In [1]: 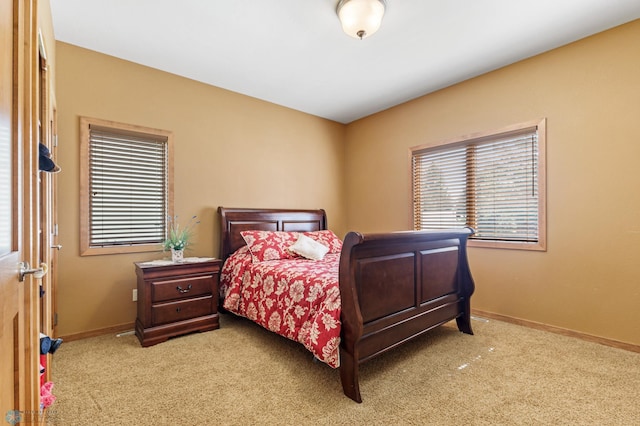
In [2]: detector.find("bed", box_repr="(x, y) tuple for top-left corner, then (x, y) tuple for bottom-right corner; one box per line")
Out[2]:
(218, 207), (476, 403)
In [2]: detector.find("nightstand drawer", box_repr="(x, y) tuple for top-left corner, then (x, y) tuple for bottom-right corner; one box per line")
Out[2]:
(151, 275), (214, 303)
(152, 295), (214, 326)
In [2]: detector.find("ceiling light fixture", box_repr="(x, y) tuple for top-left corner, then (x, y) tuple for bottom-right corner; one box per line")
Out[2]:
(336, 0), (386, 40)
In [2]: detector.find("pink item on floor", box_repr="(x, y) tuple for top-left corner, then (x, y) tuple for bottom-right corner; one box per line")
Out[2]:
(40, 381), (56, 409)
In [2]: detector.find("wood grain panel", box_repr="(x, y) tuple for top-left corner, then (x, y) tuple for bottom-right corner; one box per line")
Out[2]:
(357, 253), (415, 323)
(420, 247), (459, 303)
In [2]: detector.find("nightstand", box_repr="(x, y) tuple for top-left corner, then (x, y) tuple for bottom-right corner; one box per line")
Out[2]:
(134, 259), (221, 347)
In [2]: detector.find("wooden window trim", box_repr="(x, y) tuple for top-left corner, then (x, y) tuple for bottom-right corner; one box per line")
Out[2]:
(410, 118), (546, 251)
(79, 116), (174, 256)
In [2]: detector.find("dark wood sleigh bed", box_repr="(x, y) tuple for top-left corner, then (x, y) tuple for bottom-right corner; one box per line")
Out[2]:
(218, 207), (476, 403)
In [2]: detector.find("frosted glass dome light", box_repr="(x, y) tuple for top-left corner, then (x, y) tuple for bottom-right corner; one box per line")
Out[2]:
(337, 0), (386, 40)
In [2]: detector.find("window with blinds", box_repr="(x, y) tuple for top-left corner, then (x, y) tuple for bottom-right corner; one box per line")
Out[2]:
(80, 117), (173, 255)
(411, 119), (546, 251)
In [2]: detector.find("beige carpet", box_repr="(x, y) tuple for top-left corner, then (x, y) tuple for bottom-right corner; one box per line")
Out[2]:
(50, 314), (640, 425)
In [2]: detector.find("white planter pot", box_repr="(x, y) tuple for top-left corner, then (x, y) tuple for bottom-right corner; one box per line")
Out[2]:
(171, 248), (184, 263)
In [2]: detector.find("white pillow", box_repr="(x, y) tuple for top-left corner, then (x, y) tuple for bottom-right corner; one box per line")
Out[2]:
(289, 234), (330, 260)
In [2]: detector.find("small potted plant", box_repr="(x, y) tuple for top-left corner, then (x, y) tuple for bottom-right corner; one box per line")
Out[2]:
(163, 215), (199, 262)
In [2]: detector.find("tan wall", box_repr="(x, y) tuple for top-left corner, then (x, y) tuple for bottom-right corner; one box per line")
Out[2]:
(56, 19), (640, 346)
(55, 42), (346, 337)
(344, 20), (640, 346)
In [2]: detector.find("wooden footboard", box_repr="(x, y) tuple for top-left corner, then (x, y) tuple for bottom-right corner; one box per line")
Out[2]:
(218, 207), (475, 403)
(338, 228), (475, 403)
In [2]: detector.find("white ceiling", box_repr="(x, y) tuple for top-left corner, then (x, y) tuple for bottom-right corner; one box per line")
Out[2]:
(50, 0), (640, 124)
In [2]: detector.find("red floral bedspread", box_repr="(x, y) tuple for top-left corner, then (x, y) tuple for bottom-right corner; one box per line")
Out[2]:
(220, 246), (341, 368)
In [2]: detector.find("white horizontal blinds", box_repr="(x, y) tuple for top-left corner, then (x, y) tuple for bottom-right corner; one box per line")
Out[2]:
(88, 125), (168, 247)
(0, 128), (10, 254)
(413, 146), (468, 229)
(413, 127), (539, 243)
(472, 133), (538, 242)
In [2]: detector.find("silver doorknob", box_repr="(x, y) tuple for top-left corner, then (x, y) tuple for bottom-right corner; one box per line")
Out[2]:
(18, 261), (48, 282)
(51, 244), (62, 250)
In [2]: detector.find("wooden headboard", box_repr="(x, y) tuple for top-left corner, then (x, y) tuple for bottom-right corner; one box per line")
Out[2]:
(218, 207), (328, 261)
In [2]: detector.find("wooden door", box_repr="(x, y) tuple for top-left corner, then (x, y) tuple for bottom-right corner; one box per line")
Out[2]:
(0, 0), (24, 418)
(38, 32), (59, 377)
(1, 0), (40, 420)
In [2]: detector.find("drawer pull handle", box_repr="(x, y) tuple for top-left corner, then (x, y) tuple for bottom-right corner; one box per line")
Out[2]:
(177, 284), (192, 294)
(176, 307), (182, 313)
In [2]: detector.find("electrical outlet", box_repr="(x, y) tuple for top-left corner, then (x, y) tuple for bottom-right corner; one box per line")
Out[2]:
(132, 289), (137, 302)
